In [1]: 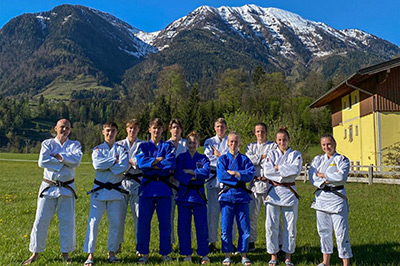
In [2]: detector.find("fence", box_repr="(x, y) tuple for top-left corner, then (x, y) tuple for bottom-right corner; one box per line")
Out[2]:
(297, 164), (400, 185)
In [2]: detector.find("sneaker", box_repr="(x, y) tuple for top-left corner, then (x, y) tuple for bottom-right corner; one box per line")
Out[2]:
(208, 243), (218, 253)
(248, 242), (256, 252)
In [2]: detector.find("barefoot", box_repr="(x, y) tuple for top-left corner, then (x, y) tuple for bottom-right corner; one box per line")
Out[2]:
(22, 253), (39, 265)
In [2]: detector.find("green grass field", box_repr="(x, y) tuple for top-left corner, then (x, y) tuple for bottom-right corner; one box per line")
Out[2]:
(0, 153), (399, 266)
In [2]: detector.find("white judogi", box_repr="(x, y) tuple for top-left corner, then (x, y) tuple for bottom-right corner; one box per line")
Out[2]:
(168, 138), (187, 244)
(309, 152), (353, 259)
(204, 135), (229, 243)
(116, 137), (143, 246)
(83, 142), (129, 253)
(29, 137), (82, 253)
(263, 148), (302, 254)
(246, 141), (277, 243)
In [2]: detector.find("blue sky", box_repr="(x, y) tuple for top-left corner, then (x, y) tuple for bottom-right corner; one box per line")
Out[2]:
(1, 0), (399, 46)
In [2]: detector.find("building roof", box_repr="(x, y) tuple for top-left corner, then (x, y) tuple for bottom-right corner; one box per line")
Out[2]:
(310, 57), (400, 108)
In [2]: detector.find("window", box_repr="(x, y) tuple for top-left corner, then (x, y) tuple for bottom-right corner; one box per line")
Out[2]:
(343, 99), (347, 109)
(355, 125), (359, 136)
(349, 125), (353, 142)
(354, 94), (358, 104)
(344, 128), (347, 139)
(348, 95), (352, 110)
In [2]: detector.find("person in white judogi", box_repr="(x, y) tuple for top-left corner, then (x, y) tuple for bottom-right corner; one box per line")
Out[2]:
(204, 117), (229, 252)
(116, 119), (143, 252)
(308, 134), (353, 266)
(83, 122), (129, 266)
(167, 118), (187, 246)
(263, 127), (302, 266)
(22, 119), (82, 265)
(245, 122), (277, 251)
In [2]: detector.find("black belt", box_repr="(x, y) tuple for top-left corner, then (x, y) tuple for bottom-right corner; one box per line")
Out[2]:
(87, 180), (129, 195)
(123, 168), (143, 184)
(266, 180), (300, 199)
(180, 182), (207, 203)
(316, 185), (347, 200)
(40, 179), (77, 199)
(218, 181), (252, 196)
(205, 167), (217, 183)
(142, 175), (179, 191)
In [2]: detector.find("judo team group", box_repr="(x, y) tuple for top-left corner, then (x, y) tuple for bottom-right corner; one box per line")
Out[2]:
(22, 117), (353, 266)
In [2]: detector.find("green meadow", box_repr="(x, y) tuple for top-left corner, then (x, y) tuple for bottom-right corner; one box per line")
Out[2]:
(0, 153), (399, 266)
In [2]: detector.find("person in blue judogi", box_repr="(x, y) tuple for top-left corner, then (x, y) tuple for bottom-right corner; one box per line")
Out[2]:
(217, 132), (255, 266)
(175, 131), (210, 264)
(135, 118), (176, 264)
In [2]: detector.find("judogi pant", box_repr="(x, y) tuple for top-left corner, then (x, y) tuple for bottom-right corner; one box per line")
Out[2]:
(207, 187), (220, 243)
(83, 197), (123, 253)
(220, 201), (250, 253)
(177, 203), (209, 256)
(136, 196), (172, 255)
(249, 192), (266, 243)
(266, 203), (298, 254)
(29, 195), (75, 253)
(316, 204), (352, 259)
(117, 193), (139, 246)
(170, 182), (178, 245)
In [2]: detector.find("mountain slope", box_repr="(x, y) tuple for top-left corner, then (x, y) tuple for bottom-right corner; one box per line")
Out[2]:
(0, 4), (154, 96)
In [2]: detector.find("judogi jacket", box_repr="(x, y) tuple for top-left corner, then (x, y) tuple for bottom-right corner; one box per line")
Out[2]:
(263, 148), (302, 207)
(168, 138), (188, 156)
(90, 142), (129, 201)
(204, 135), (229, 189)
(246, 141), (277, 194)
(168, 138), (188, 187)
(174, 151), (210, 205)
(217, 152), (255, 203)
(135, 139), (176, 198)
(309, 152), (350, 213)
(116, 137), (143, 194)
(38, 138), (82, 198)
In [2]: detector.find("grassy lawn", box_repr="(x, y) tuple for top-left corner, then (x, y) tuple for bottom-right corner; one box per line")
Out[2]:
(0, 153), (399, 266)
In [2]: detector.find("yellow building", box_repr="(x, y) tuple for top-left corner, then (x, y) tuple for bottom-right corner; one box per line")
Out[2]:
(311, 58), (400, 167)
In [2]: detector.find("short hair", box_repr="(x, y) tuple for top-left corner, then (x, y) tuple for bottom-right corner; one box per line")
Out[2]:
(149, 118), (163, 128)
(276, 126), (289, 139)
(214, 117), (227, 127)
(227, 131), (241, 142)
(254, 122), (267, 131)
(321, 134), (336, 145)
(126, 119), (140, 128)
(187, 131), (200, 143)
(103, 121), (118, 130)
(169, 118), (183, 131)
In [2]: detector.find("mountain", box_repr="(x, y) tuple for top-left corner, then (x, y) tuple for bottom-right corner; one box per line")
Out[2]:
(1, 4), (399, 97)
(0, 4), (154, 96)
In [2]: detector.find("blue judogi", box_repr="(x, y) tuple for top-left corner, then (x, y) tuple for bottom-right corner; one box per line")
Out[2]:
(175, 151), (210, 256)
(217, 152), (255, 253)
(135, 139), (175, 255)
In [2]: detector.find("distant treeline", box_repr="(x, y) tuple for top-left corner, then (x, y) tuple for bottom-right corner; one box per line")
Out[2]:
(0, 65), (332, 161)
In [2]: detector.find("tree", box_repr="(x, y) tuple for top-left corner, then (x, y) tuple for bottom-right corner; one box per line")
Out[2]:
(216, 68), (249, 113)
(156, 64), (188, 117)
